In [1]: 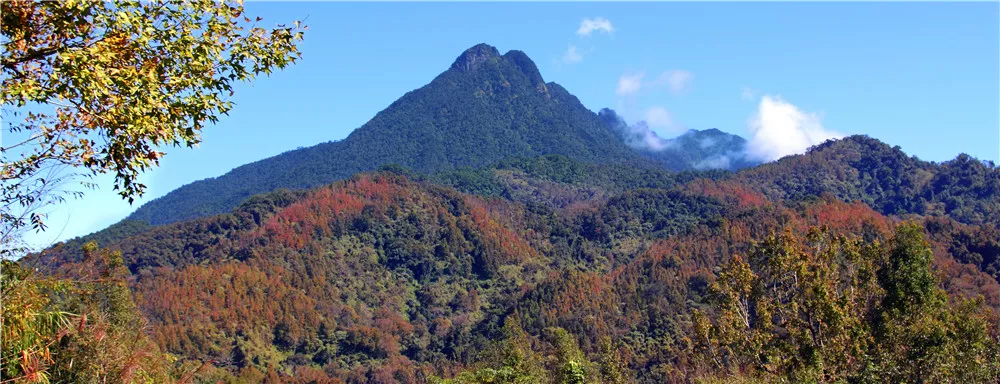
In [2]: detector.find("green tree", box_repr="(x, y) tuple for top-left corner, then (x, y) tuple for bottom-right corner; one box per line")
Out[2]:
(865, 222), (999, 383)
(545, 327), (594, 384)
(697, 223), (1000, 383)
(703, 254), (771, 374)
(878, 223), (942, 317)
(596, 337), (629, 384)
(1, 0), (304, 254)
(431, 317), (546, 384)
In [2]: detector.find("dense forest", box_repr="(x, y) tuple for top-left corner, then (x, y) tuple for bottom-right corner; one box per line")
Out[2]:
(6, 31), (1000, 383)
(19, 139), (1000, 383)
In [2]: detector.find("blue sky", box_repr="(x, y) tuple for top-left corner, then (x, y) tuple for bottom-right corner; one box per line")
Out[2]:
(20, 2), (1000, 250)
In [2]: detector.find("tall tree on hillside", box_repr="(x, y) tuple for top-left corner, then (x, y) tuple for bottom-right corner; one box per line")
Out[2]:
(695, 223), (999, 382)
(866, 222), (999, 383)
(0, 0), (305, 255)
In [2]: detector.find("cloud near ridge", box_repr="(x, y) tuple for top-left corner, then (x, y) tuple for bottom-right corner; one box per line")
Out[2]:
(577, 18), (614, 37)
(616, 70), (694, 97)
(616, 72), (645, 96)
(632, 121), (669, 151)
(644, 106), (678, 133)
(747, 95), (842, 161)
(562, 45), (583, 64)
(651, 70), (694, 95)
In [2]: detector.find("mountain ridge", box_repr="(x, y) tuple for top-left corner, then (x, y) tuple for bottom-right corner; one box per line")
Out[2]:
(123, 44), (759, 227)
(19, 38), (1000, 384)
(126, 43), (649, 225)
(29, 139), (1000, 382)
(598, 108), (759, 171)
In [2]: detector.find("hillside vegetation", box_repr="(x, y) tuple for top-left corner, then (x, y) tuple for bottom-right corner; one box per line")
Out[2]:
(27, 149), (1000, 382)
(16, 43), (1000, 383)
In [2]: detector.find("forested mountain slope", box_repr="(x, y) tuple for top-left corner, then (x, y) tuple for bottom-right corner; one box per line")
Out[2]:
(22, 41), (1000, 384)
(125, 44), (648, 226)
(736, 135), (1000, 226)
(31, 152), (1000, 382)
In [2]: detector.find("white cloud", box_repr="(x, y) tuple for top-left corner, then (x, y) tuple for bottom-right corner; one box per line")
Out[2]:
(747, 95), (842, 161)
(616, 72), (645, 96)
(577, 17), (614, 37)
(698, 136), (718, 149)
(644, 106), (675, 130)
(619, 70), (694, 96)
(562, 45), (583, 64)
(631, 121), (669, 151)
(694, 155), (732, 170)
(654, 70), (694, 95)
(741, 87), (757, 101)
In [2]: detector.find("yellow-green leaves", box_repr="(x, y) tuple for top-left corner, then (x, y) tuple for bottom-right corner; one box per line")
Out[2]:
(1, 0), (305, 254)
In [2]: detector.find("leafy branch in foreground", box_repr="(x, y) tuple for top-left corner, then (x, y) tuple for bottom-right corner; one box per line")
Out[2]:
(1, 0), (305, 255)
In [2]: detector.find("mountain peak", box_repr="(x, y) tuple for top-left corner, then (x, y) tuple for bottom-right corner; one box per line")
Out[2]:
(699, 128), (725, 136)
(125, 44), (639, 225)
(502, 50), (544, 84)
(451, 43), (501, 71)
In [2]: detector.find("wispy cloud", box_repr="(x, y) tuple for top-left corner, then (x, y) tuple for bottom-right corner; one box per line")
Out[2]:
(653, 70), (694, 95)
(562, 45), (583, 64)
(600, 109), (669, 151)
(634, 121), (669, 151)
(556, 18), (611, 66)
(613, 69), (692, 139)
(694, 155), (733, 170)
(616, 72), (645, 96)
(746, 95), (842, 161)
(617, 70), (695, 96)
(645, 106), (678, 132)
(741, 87), (757, 101)
(577, 17), (614, 37)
